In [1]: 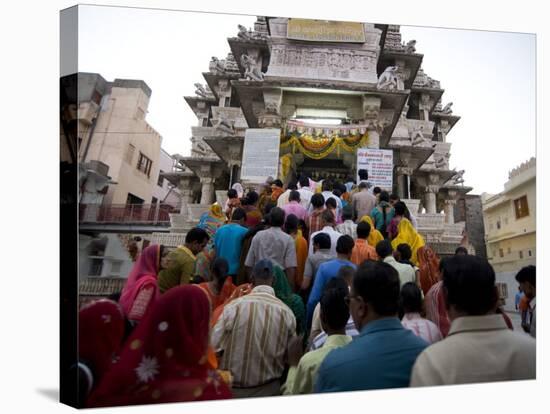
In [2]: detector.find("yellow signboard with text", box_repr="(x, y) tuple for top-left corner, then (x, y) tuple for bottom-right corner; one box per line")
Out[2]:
(287, 18), (366, 43)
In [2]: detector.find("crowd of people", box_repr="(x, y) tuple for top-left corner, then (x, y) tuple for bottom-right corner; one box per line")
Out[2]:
(75, 171), (537, 407)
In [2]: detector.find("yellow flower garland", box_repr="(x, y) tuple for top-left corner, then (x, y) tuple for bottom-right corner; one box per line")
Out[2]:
(280, 132), (369, 160)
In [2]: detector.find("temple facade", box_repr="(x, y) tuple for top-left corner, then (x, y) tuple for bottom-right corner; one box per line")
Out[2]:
(161, 18), (473, 255)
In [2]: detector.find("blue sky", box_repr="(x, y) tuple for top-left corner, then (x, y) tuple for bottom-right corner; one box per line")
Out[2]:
(79, 5), (535, 195)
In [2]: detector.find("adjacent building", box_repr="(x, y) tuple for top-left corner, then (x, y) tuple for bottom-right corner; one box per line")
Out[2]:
(77, 73), (164, 206)
(481, 157), (536, 311)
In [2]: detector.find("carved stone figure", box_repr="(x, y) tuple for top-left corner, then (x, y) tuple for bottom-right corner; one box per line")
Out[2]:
(411, 125), (428, 146)
(209, 56), (226, 74)
(376, 66), (399, 90)
(241, 54), (264, 81)
(442, 102), (453, 114)
(214, 118), (235, 134)
(237, 24), (253, 40)
(404, 39), (417, 53)
(193, 83), (212, 99)
(435, 153), (450, 169)
(450, 169), (465, 185)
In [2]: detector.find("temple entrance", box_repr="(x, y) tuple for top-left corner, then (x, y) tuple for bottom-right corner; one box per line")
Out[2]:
(294, 158), (353, 182)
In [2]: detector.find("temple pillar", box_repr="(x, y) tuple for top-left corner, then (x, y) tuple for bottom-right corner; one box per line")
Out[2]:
(444, 190), (458, 224)
(396, 166), (413, 199)
(366, 127), (380, 149)
(362, 96), (382, 149)
(424, 185), (439, 214)
(199, 177), (214, 205)
(444, 199), (456, 224)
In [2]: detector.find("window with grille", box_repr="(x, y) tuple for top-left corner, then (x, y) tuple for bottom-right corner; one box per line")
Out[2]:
(224, 96), (231, 107)
(514, 196), (529, 219)
(157, 170), (164, 187)
(125, 144), (135, 164)
(137, 152), (153, 177)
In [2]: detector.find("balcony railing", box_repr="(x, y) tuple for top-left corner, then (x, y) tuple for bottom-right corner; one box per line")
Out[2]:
(79, 203), (178, 225)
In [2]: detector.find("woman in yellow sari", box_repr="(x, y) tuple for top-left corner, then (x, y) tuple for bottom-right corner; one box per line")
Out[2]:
(390, 218), (425, 266)
(360, 215), (384, 248)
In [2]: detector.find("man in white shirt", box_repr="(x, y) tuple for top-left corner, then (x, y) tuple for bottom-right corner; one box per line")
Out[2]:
(320, 180), (342, 218)
(297, 176), (314, 210)
(308, 210), (343, 257)
(277, 181), (298, 208)
(375, 240), (416, 287)
(515, 265), (536, 338)
(336, 205), (357, 239)
(410, 255), (536, 386)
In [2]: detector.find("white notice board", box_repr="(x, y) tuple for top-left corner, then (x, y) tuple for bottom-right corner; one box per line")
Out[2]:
(356, 148), (394, 191)
(241, 128), (281, 183)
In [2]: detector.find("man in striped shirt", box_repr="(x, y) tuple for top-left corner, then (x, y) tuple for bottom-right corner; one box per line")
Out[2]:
(211, 259), (297, 398)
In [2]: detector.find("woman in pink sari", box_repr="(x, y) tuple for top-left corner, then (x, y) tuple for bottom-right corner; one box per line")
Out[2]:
(119, 244), (168, 324)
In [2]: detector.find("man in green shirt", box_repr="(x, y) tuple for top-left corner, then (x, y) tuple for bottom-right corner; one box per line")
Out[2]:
(282, 277), (352, 395)
(158, 227), (209, 293)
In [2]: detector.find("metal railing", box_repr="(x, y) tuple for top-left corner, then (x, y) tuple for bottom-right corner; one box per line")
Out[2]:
(79, 203), (178, 224)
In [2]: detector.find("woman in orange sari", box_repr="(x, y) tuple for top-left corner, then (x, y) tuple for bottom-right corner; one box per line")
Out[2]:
(270, 179), (285, 202)
(360, 215), (384, 248)
(417, 245), (441, 295)
(199, 258), (236, 310)
(284, 214), (308, 291)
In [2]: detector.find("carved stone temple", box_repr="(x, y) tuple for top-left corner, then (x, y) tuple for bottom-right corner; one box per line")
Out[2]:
(158, 18), (473, 256)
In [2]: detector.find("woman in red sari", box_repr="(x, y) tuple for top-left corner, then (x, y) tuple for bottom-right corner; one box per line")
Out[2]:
(77, 299), (125, 406)
(119, 244), (167, 324)
(199, 258), (236, 310)
(87, 285), (232, 407)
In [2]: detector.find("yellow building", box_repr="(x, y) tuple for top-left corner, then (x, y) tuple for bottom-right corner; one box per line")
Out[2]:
(481, 157), (536, 310)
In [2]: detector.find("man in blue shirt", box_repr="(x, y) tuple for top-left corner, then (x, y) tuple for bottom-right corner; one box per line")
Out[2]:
(315, 260), (428, 393)
(214, 207), (248, 277)
(307, 235), (356, 329)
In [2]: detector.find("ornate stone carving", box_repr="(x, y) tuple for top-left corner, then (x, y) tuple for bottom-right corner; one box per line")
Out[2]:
(411, 125), (430, 146)
(257, 112), (282, 128)
(449, 169), (465, 185)
(237, 24), (268, 41)
(362, 96), (381, 120)
(434, 153), (450, 169)
(376, 66), (399, 90)
(191, 137), (213, 158)
(397, 166), (414, 176)
(241, 54), (264, 81)
(441, 102), (453, 114)
(426, 184), (440, 194)
(193, 83), (213, 99)
(266, 44), (378, 83)
(403, 39), (416, 53)
(213, 118), (235, 134)
(413, 68), (441, 89)
(209, 56), (226, 74)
